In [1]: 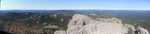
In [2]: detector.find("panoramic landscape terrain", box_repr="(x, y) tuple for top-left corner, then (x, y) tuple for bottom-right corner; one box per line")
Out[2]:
(0, 10), (149, 34)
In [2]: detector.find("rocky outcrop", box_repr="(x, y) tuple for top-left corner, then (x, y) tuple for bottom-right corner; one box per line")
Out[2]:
(55, 14), (149, 34)
(66, 14), (127, 34)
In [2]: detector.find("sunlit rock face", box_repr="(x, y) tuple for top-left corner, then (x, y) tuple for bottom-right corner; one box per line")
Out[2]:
(66, 14), (149, 34)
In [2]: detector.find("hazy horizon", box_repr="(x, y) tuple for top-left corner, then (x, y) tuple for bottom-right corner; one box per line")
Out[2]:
(0, 0), (150, 10)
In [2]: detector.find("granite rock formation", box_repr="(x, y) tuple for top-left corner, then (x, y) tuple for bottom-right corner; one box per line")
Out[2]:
(55, 14), (149, 34)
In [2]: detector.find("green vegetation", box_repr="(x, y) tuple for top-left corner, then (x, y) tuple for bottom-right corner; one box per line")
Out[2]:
(0, 12), (73, 34)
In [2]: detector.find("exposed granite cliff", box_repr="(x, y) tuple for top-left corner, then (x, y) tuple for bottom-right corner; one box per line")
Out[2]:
(55, 14), (149, 34)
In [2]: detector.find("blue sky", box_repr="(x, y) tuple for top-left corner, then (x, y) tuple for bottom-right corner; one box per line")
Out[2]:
(0, 0), (150, 10)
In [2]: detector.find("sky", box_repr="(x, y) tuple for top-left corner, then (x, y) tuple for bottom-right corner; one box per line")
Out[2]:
(0, 0), (150, 10)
